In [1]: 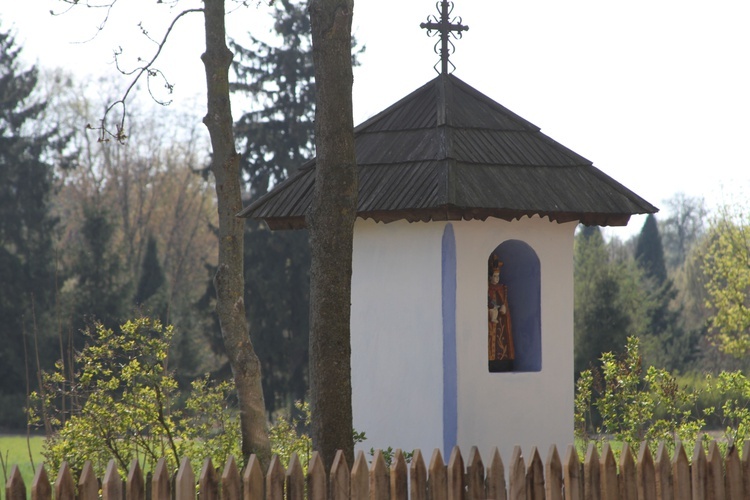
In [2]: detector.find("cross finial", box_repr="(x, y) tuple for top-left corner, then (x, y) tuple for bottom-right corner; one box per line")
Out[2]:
(420, 1), (469, 75)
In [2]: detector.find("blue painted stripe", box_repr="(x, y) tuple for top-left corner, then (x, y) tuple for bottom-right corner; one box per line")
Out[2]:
(442, 224), (457, 454)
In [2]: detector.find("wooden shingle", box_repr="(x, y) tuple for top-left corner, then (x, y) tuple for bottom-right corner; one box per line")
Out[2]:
(238, 74), (657, 229)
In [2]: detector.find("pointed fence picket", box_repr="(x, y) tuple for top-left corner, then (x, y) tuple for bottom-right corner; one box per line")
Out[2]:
(6, 443), (750, 500)
(487, 447), (507, 500)
(222, 455), (242, 500)
(582, 443), (599, 500)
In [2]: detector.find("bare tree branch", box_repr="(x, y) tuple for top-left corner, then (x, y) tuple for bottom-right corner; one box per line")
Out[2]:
(86, 7), (204, 143)
(51, 0), (118, 43)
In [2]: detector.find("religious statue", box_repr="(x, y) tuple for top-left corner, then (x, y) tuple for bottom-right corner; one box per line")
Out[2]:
(488, 254), (514, 372)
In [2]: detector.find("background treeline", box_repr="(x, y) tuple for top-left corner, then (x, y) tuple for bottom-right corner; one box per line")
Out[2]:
(1, 0), (748, 437)
(575, 193), (750, 437)
(574, 196), (748, 377)
(0, 0), (316, 430)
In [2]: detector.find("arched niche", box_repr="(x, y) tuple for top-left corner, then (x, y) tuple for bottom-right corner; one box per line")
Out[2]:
(487, 239), (541, 372)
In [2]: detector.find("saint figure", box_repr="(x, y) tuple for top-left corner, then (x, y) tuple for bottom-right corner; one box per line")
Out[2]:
(488, 254), (515, 372)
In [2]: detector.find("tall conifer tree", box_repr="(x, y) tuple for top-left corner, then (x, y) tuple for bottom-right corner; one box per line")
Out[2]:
(0, 27), (66, 426)
(635, 214), (697, 371)
(70, 205), (132, 337)
(635, 214), (667, 285)
(135, 234), (167, 321)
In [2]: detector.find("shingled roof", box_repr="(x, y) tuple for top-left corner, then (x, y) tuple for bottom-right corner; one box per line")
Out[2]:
(238, 73), (657, 229)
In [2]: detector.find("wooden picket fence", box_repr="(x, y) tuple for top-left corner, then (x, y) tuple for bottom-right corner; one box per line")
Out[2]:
(6, 441), (750, 500)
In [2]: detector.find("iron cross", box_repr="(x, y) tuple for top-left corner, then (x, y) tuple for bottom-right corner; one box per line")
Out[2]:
(420, 1), (469, 75)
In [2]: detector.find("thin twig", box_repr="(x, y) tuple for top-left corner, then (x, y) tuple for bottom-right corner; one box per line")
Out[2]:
(91, 7), (204, 143)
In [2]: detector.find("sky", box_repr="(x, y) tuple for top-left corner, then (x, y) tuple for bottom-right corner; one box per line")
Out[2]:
(5, 0), (750, 240)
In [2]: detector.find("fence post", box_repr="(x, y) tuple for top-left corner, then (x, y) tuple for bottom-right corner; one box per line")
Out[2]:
(466, 447), (484, 500)
(447, 447), (464, 500)
(706, 441), (725, 500)
(266, 455), (285, 500)
(526, 447), (544, 500)
(127, 459), (145, 500)
(151, 458), (171, 500)
(545, 445), (563, 500)
(175, 456), (196, 500)
(672, 442), (691, 500)
(222, 455), (242, 500)
(371, 450), (390, 500)
(391, 450), (408, 500)
(54, 462), (76, 500)
(351, 451), (370, 500)
(485, 448), (506, 500)
(725, 444), (744, 500)
(653, 442), (672, 500)
(329, 450), (349, 500)
(286, 453), (305, 500)
(692, 443), (707, 500)
(244, 455), (264, 500)
(742, 441), (750, 498)
(31, 463), (51, 500)
(636, 443), (656, 500)
(583, 444), (599, 500)
(618, 443), (636, 500)
(6, 464), (25, 500)
(102, 460), (123, 500)
(599, 443), (617, 500)
(428, 449), (448, 500)
(409, 450), (427, 500)
(562, 445), (581, 500)
(78, 461), (98, 500)
(200, 458), (220, 500)
(508, 446), (526, 500)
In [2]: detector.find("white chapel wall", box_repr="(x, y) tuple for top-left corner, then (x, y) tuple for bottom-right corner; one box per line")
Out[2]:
(351, 216), (577, 461)
(351, 218), (446, 454)
(452, 216), (576, 463)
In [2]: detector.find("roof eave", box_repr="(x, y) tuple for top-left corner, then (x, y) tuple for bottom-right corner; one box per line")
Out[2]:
(258, 206), (652, 230)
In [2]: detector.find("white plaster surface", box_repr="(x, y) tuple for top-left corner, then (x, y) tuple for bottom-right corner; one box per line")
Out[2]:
(351, 216), (576, 464)
(351, 219), (447, 455)
(453, 217), (576, 463)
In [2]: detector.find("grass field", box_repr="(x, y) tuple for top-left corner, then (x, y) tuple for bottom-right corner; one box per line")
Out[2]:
(0, 435), (45, 490)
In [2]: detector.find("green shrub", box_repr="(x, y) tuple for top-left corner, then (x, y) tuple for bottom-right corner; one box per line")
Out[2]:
(29, 317), (241, 476)
(269, 401), (312, 471)
(29, 316), (321, 478)
(705, 370), (750, 446)
(576, 336), (704, 456)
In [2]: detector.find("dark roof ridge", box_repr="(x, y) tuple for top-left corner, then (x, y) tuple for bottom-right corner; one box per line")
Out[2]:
(445, 74), (541, 132)
(355, 73), (544, 134)
(354, 78), (436, 133)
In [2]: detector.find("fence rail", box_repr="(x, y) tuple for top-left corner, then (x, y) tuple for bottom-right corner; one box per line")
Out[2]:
(6, 441), (750, 500)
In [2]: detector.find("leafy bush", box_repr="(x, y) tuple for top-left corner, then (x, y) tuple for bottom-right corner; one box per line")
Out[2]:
(29, 317), (241, 476)
(706, 370), (750, 446)
(576, 336), (704, 455)
(269, 401), (312, 471)
(576, 335), (750, 460)
(29, 315), (322, 478)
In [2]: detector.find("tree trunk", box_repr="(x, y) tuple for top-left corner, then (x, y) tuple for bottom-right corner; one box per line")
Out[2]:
(307, 0), (357, 470)
(201, 0), (271, 467)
